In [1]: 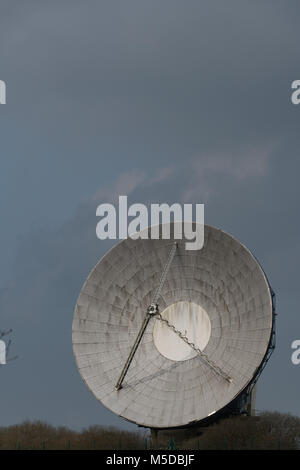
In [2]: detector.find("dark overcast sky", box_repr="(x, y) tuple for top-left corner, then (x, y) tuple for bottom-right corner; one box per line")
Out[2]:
(0, 1), (300, 430)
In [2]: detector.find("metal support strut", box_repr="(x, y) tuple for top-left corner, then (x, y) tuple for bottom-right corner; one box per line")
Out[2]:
(115, 242), (178, 390)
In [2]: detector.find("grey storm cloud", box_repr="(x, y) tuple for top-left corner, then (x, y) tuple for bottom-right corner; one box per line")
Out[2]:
(1, 2), (298, 150)
(0, 1), (300, 429)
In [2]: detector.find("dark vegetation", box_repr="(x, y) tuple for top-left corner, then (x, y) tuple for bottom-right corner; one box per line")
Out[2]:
(172, 412), (300, 450)
(0, 412), (299, 450)
(0, 422), (146, 450)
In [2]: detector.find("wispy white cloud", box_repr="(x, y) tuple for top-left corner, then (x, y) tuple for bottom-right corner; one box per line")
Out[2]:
(92, 169), (146, 203)
(194, 143), (274, 179)
(182, 142), (276, 202)
(145, 166), (175, 186)
(91, 144), (275, 207)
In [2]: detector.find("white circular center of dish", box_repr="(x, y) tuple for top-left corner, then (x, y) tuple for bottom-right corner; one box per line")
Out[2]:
(153, 301), (211, 361)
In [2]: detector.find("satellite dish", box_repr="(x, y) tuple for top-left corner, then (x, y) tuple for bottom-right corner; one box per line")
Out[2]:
(72, 223), (275, 429)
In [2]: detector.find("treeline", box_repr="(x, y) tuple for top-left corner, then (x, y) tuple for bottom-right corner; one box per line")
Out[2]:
(0, 411), (299, 450)
(174, 412), (300, 450)
(0, 422), (146, 450)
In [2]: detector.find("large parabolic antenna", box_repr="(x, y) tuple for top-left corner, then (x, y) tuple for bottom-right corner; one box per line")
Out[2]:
(72, 224), (275, 429)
